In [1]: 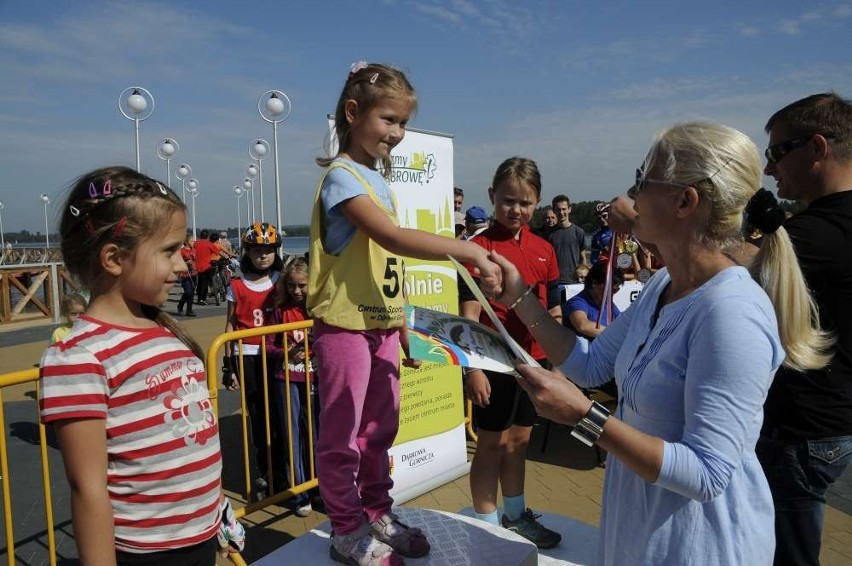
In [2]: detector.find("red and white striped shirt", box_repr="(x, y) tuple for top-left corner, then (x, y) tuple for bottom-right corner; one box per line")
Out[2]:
(39, 316), (222, 553)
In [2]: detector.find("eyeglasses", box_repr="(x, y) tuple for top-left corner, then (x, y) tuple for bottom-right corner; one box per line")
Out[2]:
(764, 137), (810, 165)
(634, 167), (692, 194)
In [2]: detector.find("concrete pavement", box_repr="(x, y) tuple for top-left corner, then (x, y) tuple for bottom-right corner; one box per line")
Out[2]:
(1, 301), (850, 565)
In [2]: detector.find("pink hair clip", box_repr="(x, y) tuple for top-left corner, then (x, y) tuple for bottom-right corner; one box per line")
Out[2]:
(87, 179), (113, 199)
(350, 60), (368, 75)
(114, 216), (128, 238)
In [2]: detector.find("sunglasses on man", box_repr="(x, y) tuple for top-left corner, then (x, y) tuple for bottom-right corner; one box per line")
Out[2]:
(765, 135), (835, 165)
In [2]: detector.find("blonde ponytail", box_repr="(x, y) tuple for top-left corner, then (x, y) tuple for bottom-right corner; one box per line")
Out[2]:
(749, 226), (834, 370)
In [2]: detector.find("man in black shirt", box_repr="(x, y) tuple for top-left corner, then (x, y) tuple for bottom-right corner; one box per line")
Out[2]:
(758, 93), (852, 566)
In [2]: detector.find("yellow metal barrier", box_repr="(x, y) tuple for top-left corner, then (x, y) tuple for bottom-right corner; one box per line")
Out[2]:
(1, 322), (477, 565)
(0, 367), (56, 566)
(206, 322), (320, 520)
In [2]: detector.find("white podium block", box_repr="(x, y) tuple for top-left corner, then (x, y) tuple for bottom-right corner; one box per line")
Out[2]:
(251, 507), (538, 565)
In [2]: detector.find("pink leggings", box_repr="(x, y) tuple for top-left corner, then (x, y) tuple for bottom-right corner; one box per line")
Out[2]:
(313, 320), (401, 535)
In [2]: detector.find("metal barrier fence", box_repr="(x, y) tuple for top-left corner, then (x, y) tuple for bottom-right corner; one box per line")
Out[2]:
(0, 321), (475, 564)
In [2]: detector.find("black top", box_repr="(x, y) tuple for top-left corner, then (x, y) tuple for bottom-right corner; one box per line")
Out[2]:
(762, 190), (852, 439)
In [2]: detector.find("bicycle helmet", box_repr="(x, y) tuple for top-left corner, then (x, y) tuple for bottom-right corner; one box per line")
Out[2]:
(242, 222), (281, 246)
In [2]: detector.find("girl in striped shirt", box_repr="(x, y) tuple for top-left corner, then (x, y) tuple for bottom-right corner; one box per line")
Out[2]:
(39, 166), (242, 565)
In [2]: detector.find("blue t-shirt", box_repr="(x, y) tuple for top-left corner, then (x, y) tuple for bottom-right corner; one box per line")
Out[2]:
(562, 288), (621, 337)
(320, 158), (396, 256)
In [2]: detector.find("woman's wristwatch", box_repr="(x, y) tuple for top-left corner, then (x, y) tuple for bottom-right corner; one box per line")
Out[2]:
(570, 401), (611, 447)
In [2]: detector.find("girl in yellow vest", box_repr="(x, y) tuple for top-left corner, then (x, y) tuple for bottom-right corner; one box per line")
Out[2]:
(308, 61), (501, 566)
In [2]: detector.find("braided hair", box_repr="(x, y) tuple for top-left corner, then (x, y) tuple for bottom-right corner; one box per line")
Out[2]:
(60, 166), (204, 359)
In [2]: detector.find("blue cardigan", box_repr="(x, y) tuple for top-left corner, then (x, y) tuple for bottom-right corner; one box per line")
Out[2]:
(562, 266), (783, 565)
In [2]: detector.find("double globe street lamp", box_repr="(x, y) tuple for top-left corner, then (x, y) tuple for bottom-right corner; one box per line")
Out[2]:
(175, 163), (192, 203)
(156, 138), (179, 186)
(245, 163), (259, 221)
(118, 86), (155, 172)
(258, 90), (292, 239)
(39, 194), (50, 256)
(233, 186), (245, 237)
(248, 140), (269, 220)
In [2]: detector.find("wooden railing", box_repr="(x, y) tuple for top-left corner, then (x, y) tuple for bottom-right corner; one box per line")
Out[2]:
(0, 260), (80, 325)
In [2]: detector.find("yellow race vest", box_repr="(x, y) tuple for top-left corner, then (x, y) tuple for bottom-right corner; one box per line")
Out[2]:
(307, 161), (405, 330)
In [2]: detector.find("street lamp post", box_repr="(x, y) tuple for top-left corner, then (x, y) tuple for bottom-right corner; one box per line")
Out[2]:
(156, 138), (179, 186)
(40, 194), (50, 255)
(187, 181), (199, 238)
(118, 86), (155, 172)
(258, 90), (292, 239)
(175, 163), (192, 203)
(233, 186), (243, 238)
(0, 201), (5, 252)
(248, 139), (270, 221)
(245, 163), (258, 221)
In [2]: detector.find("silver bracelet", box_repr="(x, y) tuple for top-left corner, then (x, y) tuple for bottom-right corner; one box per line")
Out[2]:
(508, 284), (535, 311)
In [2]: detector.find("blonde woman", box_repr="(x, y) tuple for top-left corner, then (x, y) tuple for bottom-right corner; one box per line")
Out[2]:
(491, 122), (831, 565)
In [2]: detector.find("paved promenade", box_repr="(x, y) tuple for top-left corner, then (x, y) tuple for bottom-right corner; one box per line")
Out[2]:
(1, 298), (850, 564)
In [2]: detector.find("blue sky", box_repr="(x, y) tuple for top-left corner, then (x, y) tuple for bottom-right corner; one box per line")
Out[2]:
(1, 0), (851, 235)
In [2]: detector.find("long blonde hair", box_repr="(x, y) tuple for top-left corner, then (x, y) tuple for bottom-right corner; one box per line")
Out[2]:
(648, 123), (833, 370)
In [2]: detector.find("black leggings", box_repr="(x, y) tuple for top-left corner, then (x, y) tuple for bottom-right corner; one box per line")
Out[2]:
(116, 536), (216, 566)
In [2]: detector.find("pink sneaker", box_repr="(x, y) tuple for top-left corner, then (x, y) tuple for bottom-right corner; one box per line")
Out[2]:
(330, 526), (404, 566)
(370, 512), (430, 558)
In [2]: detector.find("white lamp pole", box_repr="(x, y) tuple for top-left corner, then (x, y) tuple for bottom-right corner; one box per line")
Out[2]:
(245, 163), (258, 221)
(187, 181), (199, 238)
(258, 90), (292, 239)
(233, 186), (243, 238)
(175, 163), (192, 203)
(249, 139), (269, 221)
(0, 201), (5, 251)
(156, 138), (179, 186)
(40, 194), (50, 254)
(118, 86), (155, 172)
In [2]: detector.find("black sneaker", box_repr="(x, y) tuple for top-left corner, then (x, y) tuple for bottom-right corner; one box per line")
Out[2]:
(197, 300), (207, 306)
(255, 476), (268, 502)
(176, 309), (184, 316)
(186, 311), (197, 317)
(501, 508), (561, 549)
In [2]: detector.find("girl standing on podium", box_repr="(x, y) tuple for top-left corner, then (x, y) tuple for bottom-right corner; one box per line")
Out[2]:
(308, 61), (501, 565)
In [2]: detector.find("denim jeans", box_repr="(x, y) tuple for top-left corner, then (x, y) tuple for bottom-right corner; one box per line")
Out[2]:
(756, 434), (852, 566)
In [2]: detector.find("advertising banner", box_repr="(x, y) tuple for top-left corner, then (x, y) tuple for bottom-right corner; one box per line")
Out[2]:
(385, 127), (469, 503)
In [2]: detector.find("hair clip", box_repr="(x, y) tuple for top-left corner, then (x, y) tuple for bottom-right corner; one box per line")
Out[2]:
(69, 205), (80, 217)
(87, 179), (113, 199)
(113, 216), (128, 238)
(369, 73), (379, 85)
(156, 182), (167, 195)
(350, 60), (368, 75)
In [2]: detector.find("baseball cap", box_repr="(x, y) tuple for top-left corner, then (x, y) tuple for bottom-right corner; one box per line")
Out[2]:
(465, 206), (488, 225)
(219, 231), (228, 237)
